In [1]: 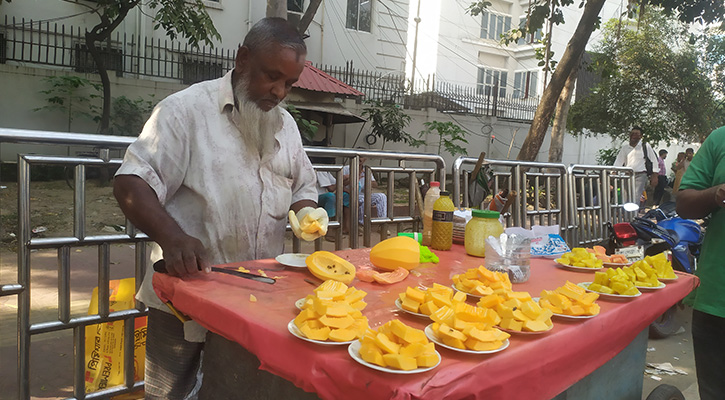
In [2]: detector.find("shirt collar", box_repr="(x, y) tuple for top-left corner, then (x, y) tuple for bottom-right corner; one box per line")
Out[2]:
(218, 69), (235, 113)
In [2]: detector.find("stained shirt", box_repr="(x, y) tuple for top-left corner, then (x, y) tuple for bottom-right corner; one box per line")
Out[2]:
(116, 69), (318, 314)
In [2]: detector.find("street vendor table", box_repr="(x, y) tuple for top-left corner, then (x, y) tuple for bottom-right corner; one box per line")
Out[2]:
(153, 245), (698, 400)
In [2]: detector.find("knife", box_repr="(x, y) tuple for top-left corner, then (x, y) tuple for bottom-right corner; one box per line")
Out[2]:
(153, 260), (276, 284)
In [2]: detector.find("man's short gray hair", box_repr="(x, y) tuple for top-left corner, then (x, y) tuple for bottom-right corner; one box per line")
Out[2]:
(243, 17), (307, 56)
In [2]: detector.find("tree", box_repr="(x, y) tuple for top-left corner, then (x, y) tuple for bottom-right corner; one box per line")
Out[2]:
(76, 0), (220, 134)
(361, 100), (414, 148)
(266, 0), (324, 34)
(568, 11), (716, 144)
(468, 0), (725, 161)
(34, 76), (102, 132)
(416, 121), (469, 158)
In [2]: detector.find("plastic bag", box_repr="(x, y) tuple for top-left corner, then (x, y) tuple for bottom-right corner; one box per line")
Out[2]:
(84, 278), (147, 393)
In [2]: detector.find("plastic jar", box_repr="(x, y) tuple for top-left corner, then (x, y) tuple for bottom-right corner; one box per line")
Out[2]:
(421, 181), (441, 246)
(464, 209), (504, 257)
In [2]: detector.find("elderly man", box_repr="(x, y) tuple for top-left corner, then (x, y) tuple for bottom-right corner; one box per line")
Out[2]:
(113, 18), (326, 399)
(613, 126), (659, 206)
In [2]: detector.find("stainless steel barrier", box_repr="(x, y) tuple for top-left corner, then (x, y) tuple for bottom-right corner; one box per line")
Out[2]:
(452, 157), (636, 247)
(567, 164), (636, 246)
(452, 156), (569, 232)
(0, 127), (446, 399)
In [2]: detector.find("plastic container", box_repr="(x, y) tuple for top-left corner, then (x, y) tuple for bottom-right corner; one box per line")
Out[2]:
(431, 191), (454, 251)
(484, 234), (531, 283)
(397, 232), (423, 243)
(421, 181), (441, 246)
(464, 209), (504, 257)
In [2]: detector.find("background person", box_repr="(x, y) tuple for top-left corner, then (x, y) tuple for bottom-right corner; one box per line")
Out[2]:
(672, 151), (687, 192)
(613, 126), (658, 206)
(676, 126), (725, 400)
(113, 18), (324, 399)
(342, 155), (387, 230)
(653, 149), (668, 204)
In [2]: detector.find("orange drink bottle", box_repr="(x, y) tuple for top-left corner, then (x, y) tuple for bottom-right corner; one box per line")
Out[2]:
(431, 191), (455, 250)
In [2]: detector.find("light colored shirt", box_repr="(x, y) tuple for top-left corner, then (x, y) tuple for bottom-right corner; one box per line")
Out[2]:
(342, 164), (375, 193)
(116, 70), (317, 315)
(613, 140), (658, 174)
(658, 157), (666, 176)
(316, 171), (336, 195)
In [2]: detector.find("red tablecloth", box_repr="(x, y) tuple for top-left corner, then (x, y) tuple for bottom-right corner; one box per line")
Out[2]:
(153, 245), (698, 400)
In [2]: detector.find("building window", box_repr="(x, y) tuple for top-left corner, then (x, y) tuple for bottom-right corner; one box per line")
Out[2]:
(480, 12), (511, 41)
(74, 43), (123, 76)
(517, 17), (543, 44)
(477, 68), (507, 97)
(513, 71), (538, 98)
(346, 0), (371, 32)
(181, 56), (223, 85)
(288, 0), (304, 13)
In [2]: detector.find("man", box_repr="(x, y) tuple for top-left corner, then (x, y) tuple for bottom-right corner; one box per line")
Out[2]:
(113, 18), (326, 399)
(676, 126), (725, 400)
(613, 126), (658, 206)
(653, 149), (668, 204)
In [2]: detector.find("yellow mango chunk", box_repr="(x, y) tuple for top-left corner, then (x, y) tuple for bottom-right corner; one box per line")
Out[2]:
(382, 354), (417, 371)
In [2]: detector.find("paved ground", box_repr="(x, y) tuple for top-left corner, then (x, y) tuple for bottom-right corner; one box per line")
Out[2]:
(1, 229), (701, 400)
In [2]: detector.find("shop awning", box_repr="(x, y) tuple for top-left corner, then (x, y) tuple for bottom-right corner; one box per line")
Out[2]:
(290, 102), (366, 124)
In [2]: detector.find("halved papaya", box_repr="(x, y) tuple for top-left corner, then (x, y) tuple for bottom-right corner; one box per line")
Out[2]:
(306, 251), (356, 284)
(369, 236), (420, 271)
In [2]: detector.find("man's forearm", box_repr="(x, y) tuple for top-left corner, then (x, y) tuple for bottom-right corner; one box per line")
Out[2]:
(677, 186), (725, 219)
(291, 199), (317, 213)
(113, 175), (187, 247)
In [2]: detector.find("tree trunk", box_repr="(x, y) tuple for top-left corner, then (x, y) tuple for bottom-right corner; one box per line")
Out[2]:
(547, 61), (579, 164)
(298, 0), (323, 33)
(516, 0), (607, 161)
(267, 0), (287, 18)
(85, 33), (112, 133)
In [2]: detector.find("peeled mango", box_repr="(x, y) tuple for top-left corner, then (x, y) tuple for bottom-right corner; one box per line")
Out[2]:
(369, 236), (420, 271)
(306, 251), (356, 284)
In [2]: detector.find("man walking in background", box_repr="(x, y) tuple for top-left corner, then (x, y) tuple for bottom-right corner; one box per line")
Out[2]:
(614, 126), (658, 206)
(653, 149), (668, 204)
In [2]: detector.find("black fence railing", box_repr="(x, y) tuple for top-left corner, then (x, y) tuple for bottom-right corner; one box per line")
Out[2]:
(1, 16), (539, 121)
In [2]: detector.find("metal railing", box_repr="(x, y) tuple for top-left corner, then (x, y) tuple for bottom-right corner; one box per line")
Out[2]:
(0, 127), (445, 399)
(452, 156), (637, 246)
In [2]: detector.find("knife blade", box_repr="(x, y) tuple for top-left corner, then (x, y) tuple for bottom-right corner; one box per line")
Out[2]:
(153, 260), (276, 284)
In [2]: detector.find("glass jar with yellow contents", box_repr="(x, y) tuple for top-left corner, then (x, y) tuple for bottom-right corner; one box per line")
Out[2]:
(465, 209), (503, 257)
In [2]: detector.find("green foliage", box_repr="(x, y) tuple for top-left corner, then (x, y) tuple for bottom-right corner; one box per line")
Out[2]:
(361, 100), (414, 145)
(596, 147), (619, 165)
(416, 121), (469, 158)
(34, 76), (102, 132)
(109, 95), (156, 136)
(286, 104), (320, 142)
(568, 10), (717, 143)
(148, 0), (221, 48)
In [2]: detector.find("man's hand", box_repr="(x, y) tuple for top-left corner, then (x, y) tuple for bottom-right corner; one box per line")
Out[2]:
(157, 232), (211, 277)
(649, 174), (658, 187)
(289, 207), (329, 241)
(716, 184), (725, 208)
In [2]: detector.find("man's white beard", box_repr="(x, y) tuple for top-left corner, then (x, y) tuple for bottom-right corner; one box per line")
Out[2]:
(233, 75), (283, 156)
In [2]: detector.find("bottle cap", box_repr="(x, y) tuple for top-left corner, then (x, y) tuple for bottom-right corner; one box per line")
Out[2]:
(472, 209), (500, 218)
(430, 181), (440, 187)
(440, 191), (450, 196)
(397, 232), (423, 243)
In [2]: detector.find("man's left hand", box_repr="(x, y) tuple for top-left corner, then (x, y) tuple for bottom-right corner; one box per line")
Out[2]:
(289, 207), (329, 241)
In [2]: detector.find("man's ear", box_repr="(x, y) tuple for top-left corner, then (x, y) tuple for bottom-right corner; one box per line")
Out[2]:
(235, 46), (250, 70)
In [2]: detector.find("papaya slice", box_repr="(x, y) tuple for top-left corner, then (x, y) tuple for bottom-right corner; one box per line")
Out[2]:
(306, 251), (356, 284)
(372, 267), (410, 285)
(592, 245), (607, 255)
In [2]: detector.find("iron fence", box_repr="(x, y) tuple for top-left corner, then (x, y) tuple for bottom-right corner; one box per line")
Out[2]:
(1, 17), (540, 121)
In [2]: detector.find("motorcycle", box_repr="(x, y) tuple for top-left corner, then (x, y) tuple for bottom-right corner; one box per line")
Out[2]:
(600, 201), (703, 338)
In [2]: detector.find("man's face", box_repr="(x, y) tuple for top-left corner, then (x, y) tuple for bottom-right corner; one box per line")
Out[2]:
(629, 129), (642, 146)
(686, 150), (694, 160)
(235, 44), (306, 112)
(660, 152), (667, 160)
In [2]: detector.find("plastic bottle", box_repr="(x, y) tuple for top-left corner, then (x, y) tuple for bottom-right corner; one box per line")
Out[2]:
(431, 191), (455, 251)
(421, 181), (441, 246)
(465, 209), (504, 257)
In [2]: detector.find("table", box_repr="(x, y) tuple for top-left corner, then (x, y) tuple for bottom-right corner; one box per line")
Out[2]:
(153, 245), (698, 400)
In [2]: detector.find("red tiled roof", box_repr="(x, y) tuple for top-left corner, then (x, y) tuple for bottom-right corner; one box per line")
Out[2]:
(293, 61), (364, 97)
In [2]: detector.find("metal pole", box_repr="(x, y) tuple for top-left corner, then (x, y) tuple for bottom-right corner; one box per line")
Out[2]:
(410, 0), (422, 95)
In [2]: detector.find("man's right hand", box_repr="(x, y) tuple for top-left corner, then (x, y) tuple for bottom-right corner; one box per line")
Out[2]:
(158, 232), (211, 277)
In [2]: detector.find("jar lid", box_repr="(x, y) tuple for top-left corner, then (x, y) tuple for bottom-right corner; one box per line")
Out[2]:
(430, 181), (440, 187)
(439, 190), (450, 196)
(472, 209), (500, 219)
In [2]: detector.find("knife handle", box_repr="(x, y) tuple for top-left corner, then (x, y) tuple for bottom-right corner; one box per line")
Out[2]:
(153, 259), (174, 273)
